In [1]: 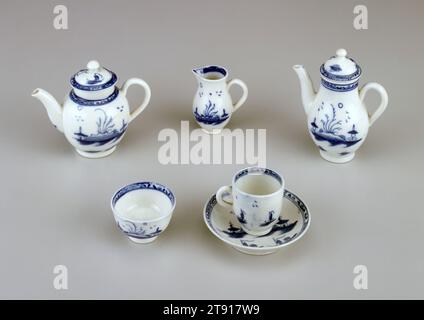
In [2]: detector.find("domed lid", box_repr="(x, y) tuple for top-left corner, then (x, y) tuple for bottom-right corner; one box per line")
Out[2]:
(320, 49), (361, 83)
(70, 60), (117, 91)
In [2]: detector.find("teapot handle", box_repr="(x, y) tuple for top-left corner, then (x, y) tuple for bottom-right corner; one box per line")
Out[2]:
(359, 82), (388, 127)
(227, 79), (248, 112)
(121, 78), (151, 123)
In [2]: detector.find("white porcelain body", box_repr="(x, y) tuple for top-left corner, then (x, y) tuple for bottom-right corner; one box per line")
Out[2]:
(293, 77), (388, 163)
(111, 182), (176, 244)
(216, 167), (284, 236)
(306, 82), (388, 163)
(62, 88), (130, 157)
(293, 50), (388, 163)
(32, 61), (151, 158)
(307, 85), (370, 162)
(192, 66), (248, 134)
(204, 189), (311, 255)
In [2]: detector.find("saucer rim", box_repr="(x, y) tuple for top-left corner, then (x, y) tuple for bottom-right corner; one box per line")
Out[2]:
(203, 189), (311, 252)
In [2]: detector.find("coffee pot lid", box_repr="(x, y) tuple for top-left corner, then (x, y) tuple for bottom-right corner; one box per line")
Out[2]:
(70, 60), (117, 91)
(320, 49), (361, 83)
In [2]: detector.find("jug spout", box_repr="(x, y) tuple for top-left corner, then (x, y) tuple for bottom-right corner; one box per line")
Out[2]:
(192, 67), (203, 82)
(293, 65), (316, 115)
(32, 88), (63, 132)
(192, 67), (202, 76)
(192, 65), (228, 82)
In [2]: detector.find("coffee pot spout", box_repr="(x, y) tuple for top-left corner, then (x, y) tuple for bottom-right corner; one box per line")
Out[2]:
(293, 65), (316, 115)
(32, 88), (64, 132)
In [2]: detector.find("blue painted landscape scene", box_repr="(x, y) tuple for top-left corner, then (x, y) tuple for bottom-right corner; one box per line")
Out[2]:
(310, 104), (361, 148)
(86, 72), (103, 85)
(118, 220), (162, 239)
(222, 217), (297, 239)
(74, 108), (127, 146)
(194, 100), (229, 125)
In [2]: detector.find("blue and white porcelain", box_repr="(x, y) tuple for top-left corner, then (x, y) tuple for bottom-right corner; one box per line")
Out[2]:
(204, 189), (310, 255)
(293, 49), (388, 163)
(216, 167), (285, 236)
(32, 60), (151, 158)
(192, 65), (248, 134)
(111, 182), (176, 244)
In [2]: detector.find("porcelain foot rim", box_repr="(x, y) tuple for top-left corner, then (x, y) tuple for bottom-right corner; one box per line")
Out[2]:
(242, 227), (273, 236)
(319, 150), (355, 163)
(129, 236), (157, 244)
(233, 247), (277, 255)
(76, 146), (117, 159)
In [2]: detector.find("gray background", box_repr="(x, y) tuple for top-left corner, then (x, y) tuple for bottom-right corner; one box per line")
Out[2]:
(0, 0), (423, 299)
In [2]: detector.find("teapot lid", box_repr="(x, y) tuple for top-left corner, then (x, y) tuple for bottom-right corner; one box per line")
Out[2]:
(70, 60), (117, 91)
(320, 49), (361, 83)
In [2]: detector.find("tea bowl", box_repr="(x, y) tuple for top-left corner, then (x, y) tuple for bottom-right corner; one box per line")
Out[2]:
(111, 181), (176, 243)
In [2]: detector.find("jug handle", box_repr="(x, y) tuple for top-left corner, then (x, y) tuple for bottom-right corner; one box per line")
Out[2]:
(121, 78), (152, 123)
(359, 82), (388, 127)
(227, 79), (248, 112)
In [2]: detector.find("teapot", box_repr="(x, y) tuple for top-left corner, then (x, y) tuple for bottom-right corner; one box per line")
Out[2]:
(32, 60), (151, 158)
(293, 49), (388, 163)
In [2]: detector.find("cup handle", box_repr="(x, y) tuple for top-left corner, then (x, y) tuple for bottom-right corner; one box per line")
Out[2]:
(227, 78), (248, 113)
(359, 82), (388, 127)
(121, 78), (152, 123)
(216, 185), (233, 209)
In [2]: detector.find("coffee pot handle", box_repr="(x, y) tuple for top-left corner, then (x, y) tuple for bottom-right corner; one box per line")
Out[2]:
(121, 78), (152, 123)
(216, 185), (233, 209)
(359, 82), (388, 127)
(227, 79), (248, 112)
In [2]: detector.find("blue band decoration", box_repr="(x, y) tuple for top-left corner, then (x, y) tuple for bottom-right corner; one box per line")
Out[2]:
(234, 167), (282, 185)
(70, 69), (117, 91)
(69, 88), (119, 106)
(112, 182), (176, 208)
(320, 62), (361, 82)
(321, 79), (358, 92)
(196, 65), (227, 78)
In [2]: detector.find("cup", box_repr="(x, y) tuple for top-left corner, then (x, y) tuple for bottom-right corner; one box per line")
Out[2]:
(216, 167), (285, 236)
(111, 181), (176, 243)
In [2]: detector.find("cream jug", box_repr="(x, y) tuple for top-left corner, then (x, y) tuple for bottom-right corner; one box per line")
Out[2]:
(192, 65), (248, 134)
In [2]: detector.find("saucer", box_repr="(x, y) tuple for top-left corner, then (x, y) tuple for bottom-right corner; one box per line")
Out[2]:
(203, 189), (310, 255)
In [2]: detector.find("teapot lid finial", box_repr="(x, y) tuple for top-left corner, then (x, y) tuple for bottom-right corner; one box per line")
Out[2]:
(70, 60), (117, 92)
(320, 48), (361, 84)
(87, 60), (100, 71)
(336, 48), (347, 57)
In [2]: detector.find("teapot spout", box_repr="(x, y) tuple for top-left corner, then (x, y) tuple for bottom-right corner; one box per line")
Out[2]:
(32, 88), (63, 132)
(293, 65), (316, 115)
